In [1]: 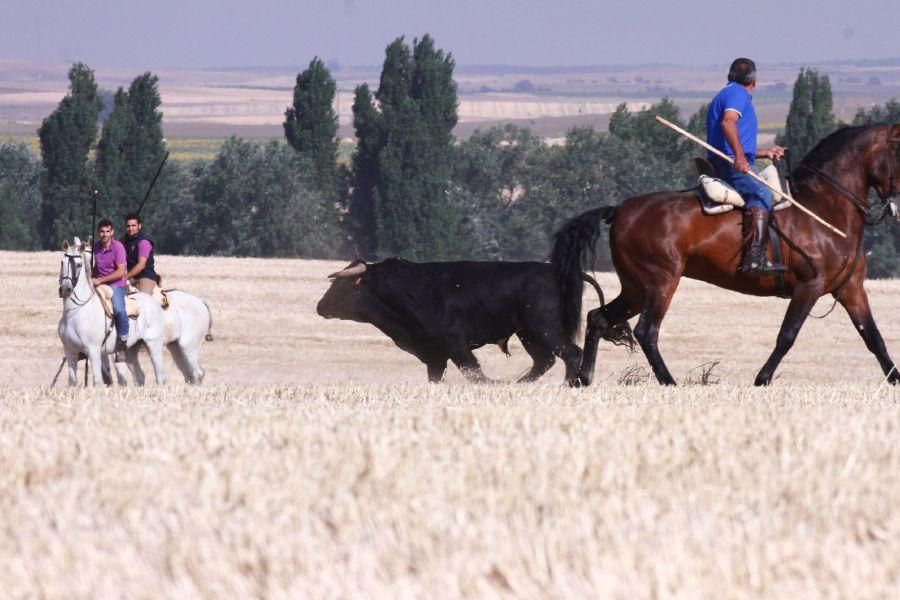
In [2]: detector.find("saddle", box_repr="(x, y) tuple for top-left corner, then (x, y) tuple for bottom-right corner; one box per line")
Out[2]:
(694, 158), (791, 297)
(694, 157), (792, 215)
(96, 285), (141, 319)
(140, 285), (170, 309)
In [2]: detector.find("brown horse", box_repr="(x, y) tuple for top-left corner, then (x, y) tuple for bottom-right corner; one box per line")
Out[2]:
(551, 123), (900, 386)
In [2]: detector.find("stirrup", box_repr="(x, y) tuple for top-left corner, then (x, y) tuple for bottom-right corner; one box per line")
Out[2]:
(742, 258), (787, 276)
(114, 339), (128, 363)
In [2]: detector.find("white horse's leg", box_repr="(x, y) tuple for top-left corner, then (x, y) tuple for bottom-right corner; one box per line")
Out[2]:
(65, 350), (79, 387)
(112, 351), (129, 386)
(167, 343), (193, 383)
(182, 346), (205, 384)
(100, 354), (115, 386)
(87, 347), (104, 386)
(147, 340), (167, 385)
(110, 355), (128, 386)
(127, 345), (146, 386)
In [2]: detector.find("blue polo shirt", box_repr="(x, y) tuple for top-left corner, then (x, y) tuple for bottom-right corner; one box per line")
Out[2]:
(706, 82), (758, 164)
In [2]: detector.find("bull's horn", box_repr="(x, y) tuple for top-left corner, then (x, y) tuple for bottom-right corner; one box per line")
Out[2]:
(328, 262), (367, 279)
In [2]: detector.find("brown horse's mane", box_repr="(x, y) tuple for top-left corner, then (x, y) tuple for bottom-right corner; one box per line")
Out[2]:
(794, 124), (879, 182)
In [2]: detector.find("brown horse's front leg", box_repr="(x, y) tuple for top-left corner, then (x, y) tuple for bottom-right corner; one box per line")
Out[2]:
(835, 282), (899, 384)
(755, 285), (822, 386)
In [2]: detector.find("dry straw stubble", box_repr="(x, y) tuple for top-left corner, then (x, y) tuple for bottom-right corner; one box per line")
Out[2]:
(2, 251), (900, 596)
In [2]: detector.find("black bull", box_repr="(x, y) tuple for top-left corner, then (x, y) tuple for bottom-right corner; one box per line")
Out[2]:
(316, 257), (632, 384)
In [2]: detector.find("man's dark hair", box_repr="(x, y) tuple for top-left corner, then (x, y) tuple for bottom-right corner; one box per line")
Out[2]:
(98, 218), (113, 230)
(728, 58), (757, 85)
(124, 212), (141, 224)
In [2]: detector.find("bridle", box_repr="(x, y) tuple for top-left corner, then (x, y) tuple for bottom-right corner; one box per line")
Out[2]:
(796, 125), (899, 319)
(59, 251), (95, 307)
(796, 124), (900, 223)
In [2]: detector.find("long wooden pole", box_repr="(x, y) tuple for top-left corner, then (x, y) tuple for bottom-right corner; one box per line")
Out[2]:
(655, 115), (847, 238)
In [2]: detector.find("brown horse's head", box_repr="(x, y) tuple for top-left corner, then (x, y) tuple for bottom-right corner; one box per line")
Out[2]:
(874, 123), (900, 202)
(795, 123), (900, 214)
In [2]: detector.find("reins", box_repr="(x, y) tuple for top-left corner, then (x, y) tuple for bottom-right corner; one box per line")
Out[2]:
(61, 254), (96, 308)
(810, 232), (865, 319)
(796, 162), (871, 215)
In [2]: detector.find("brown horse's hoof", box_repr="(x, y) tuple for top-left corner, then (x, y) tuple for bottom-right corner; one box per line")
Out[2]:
(888, 368), (900, 385)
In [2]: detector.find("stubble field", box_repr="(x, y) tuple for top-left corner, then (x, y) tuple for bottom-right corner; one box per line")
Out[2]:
(2, 250), (899, 596)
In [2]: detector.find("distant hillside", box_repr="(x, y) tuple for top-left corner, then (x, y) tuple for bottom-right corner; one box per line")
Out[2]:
(1, 59), (897, 140)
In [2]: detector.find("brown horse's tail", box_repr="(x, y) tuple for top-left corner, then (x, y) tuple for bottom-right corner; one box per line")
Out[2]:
(550, 206), (618, 342)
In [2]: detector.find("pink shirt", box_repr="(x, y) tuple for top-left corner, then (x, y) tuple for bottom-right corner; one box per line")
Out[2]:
(137, 239), (153, 258)
(93, 240), (127, 287)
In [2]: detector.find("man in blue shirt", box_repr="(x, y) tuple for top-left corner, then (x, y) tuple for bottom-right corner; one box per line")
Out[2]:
(707, 58), (787, 276)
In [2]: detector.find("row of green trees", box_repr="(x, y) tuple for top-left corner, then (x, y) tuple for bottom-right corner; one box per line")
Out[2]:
(1, 42), (898, 276)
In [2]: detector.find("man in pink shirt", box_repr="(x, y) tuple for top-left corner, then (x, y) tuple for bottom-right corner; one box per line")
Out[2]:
(92, 218), (129, 360)
(122, 212), (159, 294)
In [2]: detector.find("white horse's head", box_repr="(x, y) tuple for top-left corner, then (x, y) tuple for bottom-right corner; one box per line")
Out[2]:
(59, 237), (89, 299)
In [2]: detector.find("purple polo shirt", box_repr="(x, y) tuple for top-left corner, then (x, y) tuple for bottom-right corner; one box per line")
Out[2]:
(137, 239), (152, 258)
(93, 239), (127, 287)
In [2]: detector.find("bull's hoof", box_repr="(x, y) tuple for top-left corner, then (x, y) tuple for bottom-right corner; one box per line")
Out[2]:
(754, 374), (773, 387)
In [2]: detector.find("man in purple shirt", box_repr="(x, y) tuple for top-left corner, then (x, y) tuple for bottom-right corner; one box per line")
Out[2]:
(91, 218), (129, 360)
(122, 212), (159, 294)
(706, 58), (787, 276)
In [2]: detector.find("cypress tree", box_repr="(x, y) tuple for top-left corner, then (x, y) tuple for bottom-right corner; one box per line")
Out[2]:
(95, 88), (131, 218)
(95, 72), (165, 221)
(409, 34), (459, 258)
(348, 84), (380, 257)
(125, 72), (165, 211)
(373, 37), (422, 258)
(351, 35), (459, 260)
(776, 68), (836, 160)
(38, 63), (102, 247)
(284, 57), (339, 193)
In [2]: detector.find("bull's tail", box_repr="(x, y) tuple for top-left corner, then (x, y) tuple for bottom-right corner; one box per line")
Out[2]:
(581, 271), (636, 351)
(550, 206), (618, 342)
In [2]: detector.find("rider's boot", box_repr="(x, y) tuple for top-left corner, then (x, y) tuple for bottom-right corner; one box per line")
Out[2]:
(740, 206), (787, 276)
(115, 338), (128, 363)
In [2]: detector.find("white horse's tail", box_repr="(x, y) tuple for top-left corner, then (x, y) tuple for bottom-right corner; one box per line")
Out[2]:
(202, 300), (214, 342)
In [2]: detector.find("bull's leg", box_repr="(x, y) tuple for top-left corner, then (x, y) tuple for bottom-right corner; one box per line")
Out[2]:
(557, 343), (583, 387)
(754, 285), (821, 386)
(836, 281), (899, 384)
(516, 334), (556, 382)
(448, 344), (490, 383)
(426, 359), (448, 383)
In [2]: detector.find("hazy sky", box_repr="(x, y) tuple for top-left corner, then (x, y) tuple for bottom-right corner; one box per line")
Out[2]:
(3, 0), (898, 70)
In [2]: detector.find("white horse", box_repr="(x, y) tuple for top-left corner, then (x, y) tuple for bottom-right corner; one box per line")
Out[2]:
(147, 289), (213, 384)
(58, 237), (168, 386)
(57, 238), (215, 386)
